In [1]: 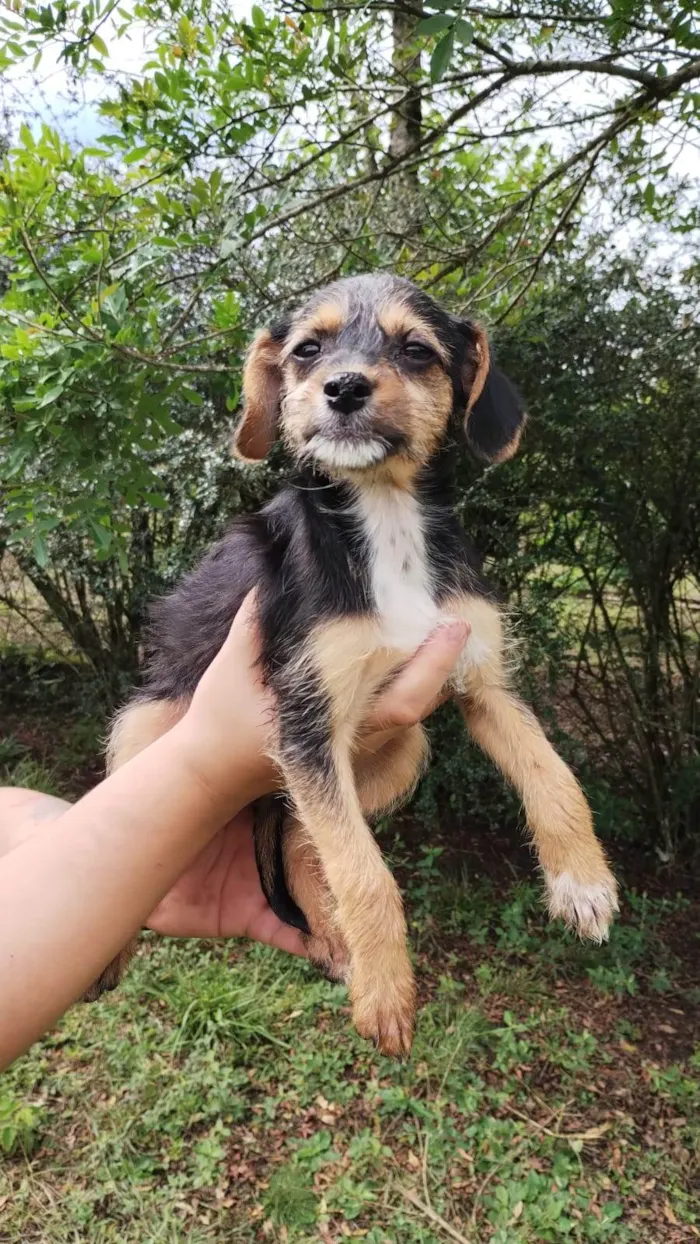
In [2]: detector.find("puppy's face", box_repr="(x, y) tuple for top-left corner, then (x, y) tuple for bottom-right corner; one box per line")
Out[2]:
(234, 274), (524, 479)
(278, 280), (473, 475)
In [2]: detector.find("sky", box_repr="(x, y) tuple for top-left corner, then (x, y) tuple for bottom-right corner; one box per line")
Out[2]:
(0, 4), (697, 273)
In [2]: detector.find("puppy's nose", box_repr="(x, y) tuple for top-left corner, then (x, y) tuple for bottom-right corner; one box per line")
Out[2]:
(324, 372), (373, 414)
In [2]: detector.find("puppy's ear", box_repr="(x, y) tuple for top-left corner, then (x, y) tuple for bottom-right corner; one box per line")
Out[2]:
(232, 320), (289, 461)
(460, 321), (527, 463)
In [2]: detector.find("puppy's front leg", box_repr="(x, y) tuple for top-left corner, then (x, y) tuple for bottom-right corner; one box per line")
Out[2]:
(457, 686), (618, 940)
(279, 733), (415, 1056)
(283, 724), (429, 987)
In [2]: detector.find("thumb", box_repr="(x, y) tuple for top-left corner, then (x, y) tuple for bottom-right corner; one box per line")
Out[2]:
(368, 619), (470, 731)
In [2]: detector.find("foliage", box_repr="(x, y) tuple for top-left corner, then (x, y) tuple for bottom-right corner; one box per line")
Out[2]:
(0, 1092), (44, 1156)
(496, 260), (699, 856)
(1, 0), (699, 557)
(401, 256), (700, 857)
(0, 5), (698, 832)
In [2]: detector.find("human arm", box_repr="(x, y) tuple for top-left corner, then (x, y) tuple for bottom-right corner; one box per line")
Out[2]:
(0, 603), (467, 1070)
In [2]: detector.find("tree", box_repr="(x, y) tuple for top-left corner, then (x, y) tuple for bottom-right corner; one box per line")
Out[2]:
(0, 0), (698, 769)
(462, 257), (699, 857)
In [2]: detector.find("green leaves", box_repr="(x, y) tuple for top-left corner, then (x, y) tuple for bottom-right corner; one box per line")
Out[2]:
(35, 383), (64, 408)
(420, 8), (474, 80)
(0, 1094), (44, 1156)
(431, 30), (454, 82)
(0, 0), (697, 578)
(19, 121), (35, 149)
(454, 17), (474, 44)
(416, 14), (453, 35)
(122, 145), (153, 165)
(91, 32), (108, 57)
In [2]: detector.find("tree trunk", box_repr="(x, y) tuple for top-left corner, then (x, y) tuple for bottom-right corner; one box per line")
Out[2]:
(388, 5), (422, 188)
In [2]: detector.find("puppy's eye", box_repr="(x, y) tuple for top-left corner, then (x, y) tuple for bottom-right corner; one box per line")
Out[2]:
(292, 339), (321, 360)
(403, 339), (435, 363)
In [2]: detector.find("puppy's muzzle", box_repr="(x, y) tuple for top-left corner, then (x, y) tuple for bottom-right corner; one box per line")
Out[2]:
(324, 372), (375, 416)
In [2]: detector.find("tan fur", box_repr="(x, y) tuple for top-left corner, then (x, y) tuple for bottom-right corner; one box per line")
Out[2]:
(232, 329), (284, 461)
(491, 415), (527, 463)
(233, 300), (499, 473)
(107, 698), (187, 771)
(464, 324), (526, 460)
(439, 590), (509, 697)
(376, 367), (452, 467)
(89, 580), (615, 1039)
(465, 323), (490, 412)
(376, 303), (448, 363)
(283, 820), (348, 980)
(273, 619), (426, 1053)
(355, 723), (430, 817)
(301, 594), (614, 971)
(439, 592), (615, 896)
(83, 698), (188, 1003)
(282, 753), (415, 1055)
(279, 362), (378, 457)
(284, 725), (429, 984)
(237, 292), (460, 482)
(284, 301), (346, 352)
(459, 689), (610, 883)
(254, 805), (279, 907)
(81, 945), (137, 1003)
(308, 616), (395, 716)
(276, 608), (498, 1052)
(280, 356), (453, 491)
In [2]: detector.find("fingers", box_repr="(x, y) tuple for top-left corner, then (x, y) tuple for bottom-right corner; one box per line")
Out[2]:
(219, 588), (262, 664)
(259, 919), (308, 958)
(367, 619), (470, 733)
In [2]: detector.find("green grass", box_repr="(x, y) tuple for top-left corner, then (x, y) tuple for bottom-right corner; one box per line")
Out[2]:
(1, 859), (698, 1243)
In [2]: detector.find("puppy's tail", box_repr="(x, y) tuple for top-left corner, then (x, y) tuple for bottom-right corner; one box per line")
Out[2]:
(253, 794), (310, 934)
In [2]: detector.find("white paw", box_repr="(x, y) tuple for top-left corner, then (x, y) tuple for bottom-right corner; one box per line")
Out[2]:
(544, 869), (619, 943)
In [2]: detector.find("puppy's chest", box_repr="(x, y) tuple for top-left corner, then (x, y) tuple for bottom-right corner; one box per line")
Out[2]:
(355, 489), (441, 651)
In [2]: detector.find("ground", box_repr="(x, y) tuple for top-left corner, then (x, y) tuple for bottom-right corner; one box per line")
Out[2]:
(0, 664), (699, 1242)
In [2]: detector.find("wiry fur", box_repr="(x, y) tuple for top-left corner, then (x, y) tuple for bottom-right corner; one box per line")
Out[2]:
(85, 273), (618, 1055)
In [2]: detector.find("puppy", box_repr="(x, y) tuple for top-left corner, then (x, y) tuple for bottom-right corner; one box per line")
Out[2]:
(85, 274), (618, 1054)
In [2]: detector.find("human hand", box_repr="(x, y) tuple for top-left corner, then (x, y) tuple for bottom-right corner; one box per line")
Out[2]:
(174, 590), (277, 805)
(150, 613), (469, 945)
(177, 594), (470, 803)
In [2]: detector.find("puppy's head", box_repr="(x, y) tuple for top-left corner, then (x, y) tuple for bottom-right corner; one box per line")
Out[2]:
(233, 274), (525, 479)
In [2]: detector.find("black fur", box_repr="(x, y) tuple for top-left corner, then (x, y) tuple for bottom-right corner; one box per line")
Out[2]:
(137, 461), (490, 924)
(466, 366), (525, 462)
(253, 794), (310, 933)
(133, 275), (523, 928)
(140, 460), (489, 704)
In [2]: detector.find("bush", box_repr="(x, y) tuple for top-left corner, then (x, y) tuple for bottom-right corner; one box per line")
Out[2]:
(472, 259), (699, 857)
(2, 257), (698, 857)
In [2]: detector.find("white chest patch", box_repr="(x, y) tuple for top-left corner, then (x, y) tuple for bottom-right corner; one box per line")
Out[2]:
(354, 487), (441, 651)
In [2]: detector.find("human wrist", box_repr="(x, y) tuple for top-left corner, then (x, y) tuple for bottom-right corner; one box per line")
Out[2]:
(167, 714), (273, 812)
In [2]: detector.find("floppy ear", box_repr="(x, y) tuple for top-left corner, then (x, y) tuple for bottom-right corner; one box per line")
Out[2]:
(232, 326), (286, 462)
(462, 322), (527, 464)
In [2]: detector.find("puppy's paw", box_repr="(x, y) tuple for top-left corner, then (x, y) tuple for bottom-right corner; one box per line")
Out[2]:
(545, 868), (619, 943)
(351, 957), (416, 1057)
(305, 929), (351, 985)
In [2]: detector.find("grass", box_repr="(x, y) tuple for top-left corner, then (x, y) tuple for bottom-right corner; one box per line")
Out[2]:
(1, 689), (699, 1242)
(1, 850), (698, 1243)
